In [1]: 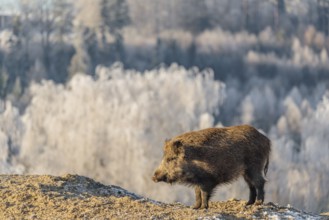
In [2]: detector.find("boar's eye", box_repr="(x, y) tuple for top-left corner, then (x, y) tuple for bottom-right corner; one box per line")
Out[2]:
(166, 157), (176, 162)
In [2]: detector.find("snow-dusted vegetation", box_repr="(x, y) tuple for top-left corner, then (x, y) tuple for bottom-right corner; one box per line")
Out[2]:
(0, 0), (329, 214)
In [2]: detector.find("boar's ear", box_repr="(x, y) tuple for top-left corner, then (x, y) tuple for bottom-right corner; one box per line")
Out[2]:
(172, 140), (183, 154)
(173, 140), (182, 147)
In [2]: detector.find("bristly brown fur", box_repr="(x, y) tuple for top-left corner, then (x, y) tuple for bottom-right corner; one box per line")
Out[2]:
(153, 124), (271, 209)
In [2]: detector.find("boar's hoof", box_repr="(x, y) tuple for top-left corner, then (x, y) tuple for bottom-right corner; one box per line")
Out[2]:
(254, 200), (263, 205)
(245, 199), (263, 207)
(192, 202), (208, 209)
(192, 203), (201, 209)
(245, 200), (255, 206)
(200, 204), (208, 209)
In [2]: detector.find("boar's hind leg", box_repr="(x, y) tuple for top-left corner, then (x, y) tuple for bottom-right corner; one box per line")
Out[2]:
(243, 174), (257, 205)
(245, 169), (266, 204)
(255, 176), (265, 203)
(192, 186), (202, 209)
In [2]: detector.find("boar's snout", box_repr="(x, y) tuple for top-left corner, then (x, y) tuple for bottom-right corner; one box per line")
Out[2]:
(152, 170), (168, 183)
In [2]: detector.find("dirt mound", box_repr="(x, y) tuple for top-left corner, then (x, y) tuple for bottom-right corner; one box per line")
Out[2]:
(0, 174), (326, 219)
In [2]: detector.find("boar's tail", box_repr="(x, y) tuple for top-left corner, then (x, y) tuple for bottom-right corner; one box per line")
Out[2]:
(264, 137), (271, 177)
(264, 155), (269, 176)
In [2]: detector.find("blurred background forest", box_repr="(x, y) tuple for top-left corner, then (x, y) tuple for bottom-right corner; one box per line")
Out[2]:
(1, 0), (329, 213)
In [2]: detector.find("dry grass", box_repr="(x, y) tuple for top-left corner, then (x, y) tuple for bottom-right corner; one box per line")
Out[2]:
(0, 174), (325, 220)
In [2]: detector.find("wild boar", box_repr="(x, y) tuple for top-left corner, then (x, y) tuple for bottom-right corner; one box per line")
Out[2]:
(152, 124), (271, 209)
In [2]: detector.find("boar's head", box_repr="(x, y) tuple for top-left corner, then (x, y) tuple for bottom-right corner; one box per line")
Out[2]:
(152, 139), (186, 184)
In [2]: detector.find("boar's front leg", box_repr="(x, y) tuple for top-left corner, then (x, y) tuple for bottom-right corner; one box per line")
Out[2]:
(192, 186), (202, 209)
(199, 185), (214, 209)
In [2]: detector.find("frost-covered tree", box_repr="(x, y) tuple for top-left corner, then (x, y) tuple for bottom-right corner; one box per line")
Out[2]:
(101, 0), (130, 61)
(52, 0), (74, 42)
(277, 0), (286, 14)
(0, 102), (24, 174)
(0, 69), (9, 101)
(101, 0), (130, 35)
(27, 59), (47, 83)
(269, 93), (329, 212)
(28, 0), (74, 73)
(317, 0), (329, 34)
(273, 0), (286, 29)
(68, 28), (92, 78)
(73, 0), (102, 29)
(1, 21), (30, 102)
(10, 0), (75, 83)
(177, 0), (211, 35)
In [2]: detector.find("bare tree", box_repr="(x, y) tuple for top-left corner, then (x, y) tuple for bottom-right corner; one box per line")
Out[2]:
(317, 0), (329, 35)
(68, 28), (91, 78)
(101, 0), (130, 61)
(177, 0), (211, 35)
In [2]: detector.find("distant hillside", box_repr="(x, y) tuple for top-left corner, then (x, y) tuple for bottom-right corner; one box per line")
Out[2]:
(0, 174), (326, 219)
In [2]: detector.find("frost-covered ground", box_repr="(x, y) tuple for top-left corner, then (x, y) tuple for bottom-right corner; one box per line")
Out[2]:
(0, 64), (329, 214)
(0, 174), (326, 220)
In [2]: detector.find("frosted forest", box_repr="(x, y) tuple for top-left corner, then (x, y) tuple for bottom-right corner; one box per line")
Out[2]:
(0, 0), (329, 213)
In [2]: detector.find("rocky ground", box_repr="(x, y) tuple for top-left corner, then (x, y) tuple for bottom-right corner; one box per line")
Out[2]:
(0, 174), (327, 219)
